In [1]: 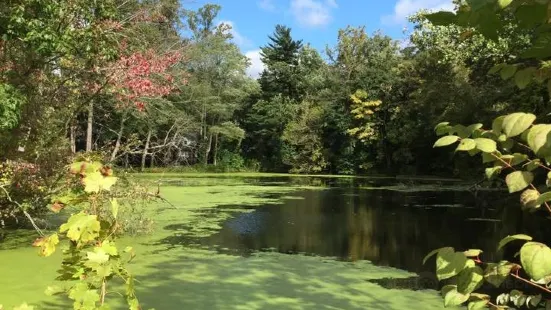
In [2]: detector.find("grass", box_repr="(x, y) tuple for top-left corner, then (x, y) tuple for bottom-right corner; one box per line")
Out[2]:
(0, 176), (449, 309)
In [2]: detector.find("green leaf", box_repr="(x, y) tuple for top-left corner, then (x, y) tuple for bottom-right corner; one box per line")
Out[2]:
(474, 138), (497, 153)
(497, 0), (512, 9)
(87, 250), (109, 265)
(498, 234), (533, 251)
(527, 124), (551, 157)
(482, 152), (495, 164)
(68, 283), (100, 309)
(434, 135), (459, 147)
(425, 11), (457, 26)
(456, 138), (477, 152)
(500, 64), (518, 80)
(484, 261), (514, 287)
(514, 67), (536, 89)
(521, 242), (551, 281)
(537, 192), (551, 205)
(98, 240), (118, 256)
(457, 266), (484, 294)
(464, 249), (483, 257)
(521, 189), (541, 211)
(548, 171), (551, 187)
(468, 300), (488, 310)
(502, 113), (536, 138)
(69, 162), (86, 174)
(436, 247), (468, 280)
(454, 124), (473, 138)
(32, 233), (59, 257)
(492, 116), (505, 135)
(59, 212), (100, 246)
(485, 166), (502, 180)
(83, 172), (118, 193)
(111, 199), (119, 220)
(423, 247), (450, 265)
(526, 159), (541, 171)
(435, 122), (452, 136)
(444, 286), (470, 307)
(505, 171), (534, 193)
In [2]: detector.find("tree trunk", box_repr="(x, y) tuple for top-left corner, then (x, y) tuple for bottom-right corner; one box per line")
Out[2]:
(70, 120), (76, 154)
(141, 129), (152, 171)
(86, 101), (94, 152)
(204, 133), (212, 165)
(110, 114), (126, 162)
(213, 134), (218, 166)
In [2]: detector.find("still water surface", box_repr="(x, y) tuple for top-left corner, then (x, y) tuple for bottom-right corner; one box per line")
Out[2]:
(164, 177), (551, 288)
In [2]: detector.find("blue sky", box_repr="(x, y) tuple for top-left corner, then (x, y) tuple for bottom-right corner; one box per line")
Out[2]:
(184, 0), (454, 77)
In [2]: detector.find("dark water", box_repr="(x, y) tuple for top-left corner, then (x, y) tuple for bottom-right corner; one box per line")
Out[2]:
(162, 178), (551, 289)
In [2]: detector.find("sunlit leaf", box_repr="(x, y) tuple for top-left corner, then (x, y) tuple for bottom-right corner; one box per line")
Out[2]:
(68, 283), (100, 309)
(520, 242), (551, 281)
(485, 166), (502, 180)
(521, 189), (541, 211)
(474, 138), (497, 153)
(457, 266), (484, 294)
(444, 285), (470, 307)
(484, 261), (515, 287)
(498, 234), (532, 251)
(456, 138), (477, 152)
(527, 124), (551, 157)
(464, 249), (483, 257)
(32, 233), (59, 257)
(502, 113), (536, 138)
(434, 135), (459, 147)
(505, 171), (534, 193)
(497, 0), (512, 9)
(536, 191), (551, 206)
(436, 247), (468, 280)
(59, 212), (100, 246)
(423, 247), (451, 265)
(467, 300), (488, 310)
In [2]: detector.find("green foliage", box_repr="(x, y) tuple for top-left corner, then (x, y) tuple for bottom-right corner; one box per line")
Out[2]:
(0, 84), (24, 130)
(29, 161), (142, 309)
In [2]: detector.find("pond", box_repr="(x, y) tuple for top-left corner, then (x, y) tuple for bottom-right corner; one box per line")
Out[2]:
(0, 174), (545, 309)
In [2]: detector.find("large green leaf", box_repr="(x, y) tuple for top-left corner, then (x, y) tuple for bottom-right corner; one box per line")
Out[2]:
(443, 285), (470, 307)
(502, 113), (536, 138)
(83, 171), (118, 193)
(423, 247), (452, 265)
(537, 191), (551, 205)
(527, 124), (551, 157)
(456, 138), (477, 152)
(436, 247), (468, 280)
(492, 116), (505, 135)
(457, 266), (484, 294)
(520, 242), (551, 281)
(505, 171), (533, 193)
(59, 212), (100, 246)
(435, 122), (452, 136)
(484, 261), (514, 287)
(474, 138), (497, 153)
(485, 166), (502, 180)
(498, 234), (532, 251)
(434, 135), (459, 147)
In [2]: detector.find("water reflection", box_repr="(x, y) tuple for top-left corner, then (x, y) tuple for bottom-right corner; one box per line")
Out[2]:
(161, 181), (551, 289)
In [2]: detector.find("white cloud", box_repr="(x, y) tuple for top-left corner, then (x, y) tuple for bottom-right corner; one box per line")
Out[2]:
(290, 0), (338, 28)
(382, 0), (454, 25)
(258, 0), (276, 12)
(217, 20), (253, 48)
(245, 50), (265, 79)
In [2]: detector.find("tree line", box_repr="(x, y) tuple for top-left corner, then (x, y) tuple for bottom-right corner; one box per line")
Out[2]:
(0, 0), (549, 178)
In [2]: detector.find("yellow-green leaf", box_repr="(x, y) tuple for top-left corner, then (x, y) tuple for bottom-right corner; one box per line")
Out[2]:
(498, 0), (513, 8)
(505, 171), (534, 193)
(484, 261), (514, 287)
(468, 300), (488, 310)
(434, 135), (459, 147)
(520, 242), (551, 281)
(456, 138), (477, 152)
(527, 124), (551, 157)
(32, 233), (59, 257)
(502, 113), (536, 138)
(457, 266), (484, 294)
(521, 189), (541, 211)
(464, 249), (483, 257)
(59, 212), (100, 246)
(498, 234), (532, 251)
(444, 286), (470, 307)
(111, 199), (119, 220)
(474, 138), (497, 153)
(436, 247), (468, 280)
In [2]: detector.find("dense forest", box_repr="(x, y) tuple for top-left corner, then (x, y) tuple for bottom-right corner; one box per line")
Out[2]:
(2, 0), (548, 180)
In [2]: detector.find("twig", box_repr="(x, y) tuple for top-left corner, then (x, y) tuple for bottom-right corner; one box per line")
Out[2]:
(0, 185), (44, 236)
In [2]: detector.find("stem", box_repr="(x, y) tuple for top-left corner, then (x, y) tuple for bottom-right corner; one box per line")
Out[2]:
(510, 273), (551, 295)
(101, 279), (106, 305)
(0, 185), (44, 236)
